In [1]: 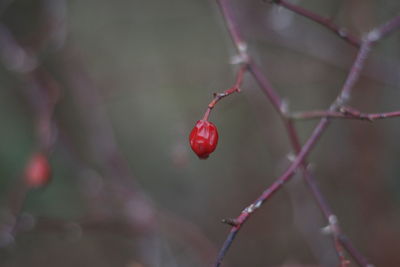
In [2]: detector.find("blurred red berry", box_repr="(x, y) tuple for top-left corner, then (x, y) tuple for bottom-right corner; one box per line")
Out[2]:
(25, 153), (51, 187)
(189, 120), (219, 159)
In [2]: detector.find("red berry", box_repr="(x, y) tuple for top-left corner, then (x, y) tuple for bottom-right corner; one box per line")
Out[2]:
(25, 153), (51, 187)
(189, 120), (219, 159)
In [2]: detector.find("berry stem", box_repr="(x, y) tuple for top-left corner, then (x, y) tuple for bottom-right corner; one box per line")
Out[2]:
(202, 64), (247, 121)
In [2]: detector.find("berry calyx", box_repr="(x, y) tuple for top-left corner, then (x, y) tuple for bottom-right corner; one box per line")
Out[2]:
(25, 153), (51, 188)
(189, 120), (219, 159)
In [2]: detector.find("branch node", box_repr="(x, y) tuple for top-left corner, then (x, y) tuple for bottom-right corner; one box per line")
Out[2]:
(336, 93), (350, 108)
(286, 152), (296, 162)
(365, 29), (381, 43)
(230, 42), (249, 65)
(329, 214), (338, 225)
(321, 215), (339, 235)
(254, 200), (263, 209)
(230, 53), (248, 65)
(237, 42), (247, 54)
(221, 218), (239, 227)
(243, 202), (259, 214)
(338, 28), (348, 38)
(280, 99), (289, 116)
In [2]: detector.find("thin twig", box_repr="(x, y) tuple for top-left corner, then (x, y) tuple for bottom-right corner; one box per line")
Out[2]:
(215, 0), (349, 263)
(215, 118), (329, 267)
(292, 108), (400, 121)
(373, 14), (400, 41)
(247, 55), (357, 266)
(271, 0), (361, 47)
(333, 41), (372, 109)
(216, 0), (283, 113)
(203, 64), (247, 121)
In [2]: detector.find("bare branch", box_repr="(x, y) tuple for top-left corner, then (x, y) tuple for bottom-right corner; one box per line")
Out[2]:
(211, 1), (400, 266)
(271, 0), (361, 47)
(203, 64), (247, 121)
(292, 107), (400, 121)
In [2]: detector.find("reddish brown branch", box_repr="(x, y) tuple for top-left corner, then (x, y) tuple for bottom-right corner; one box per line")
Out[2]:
(271, 0), (361, 47)
(333, 41), (372, 108)
(292, 107), (400, 121)
(203, 64), (247, 121)
(214, 118), (330, 267)
(211, 0), (400, 266)
(374, 14), (400, 41)
(247, 56), (357, 266)
(216, 0), (283, 113)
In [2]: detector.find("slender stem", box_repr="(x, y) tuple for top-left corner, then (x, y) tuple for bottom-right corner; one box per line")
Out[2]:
(373, 14), (400, 41)
(214, 231), (238, 266)
(339, 235), (371, 267)
(333, 41), (372, 109)
(202, 64), (247, 121)
(292, 108), (400, 121)
(272, 0), (361, 47)
(247, 61), (283, 112)
(214, 118), (330, 267)
(216, 0), (283, 112)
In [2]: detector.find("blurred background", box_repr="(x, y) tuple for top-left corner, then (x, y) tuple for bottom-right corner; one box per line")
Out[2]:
(1, 0), (400, 266)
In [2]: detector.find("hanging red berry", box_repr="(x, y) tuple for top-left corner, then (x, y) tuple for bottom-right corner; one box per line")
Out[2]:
(25, 153), (52, 187)
(189, 120), (219, 159)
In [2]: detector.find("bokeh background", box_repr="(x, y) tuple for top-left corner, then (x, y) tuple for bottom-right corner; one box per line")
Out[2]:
(1, 0), (400, 266)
